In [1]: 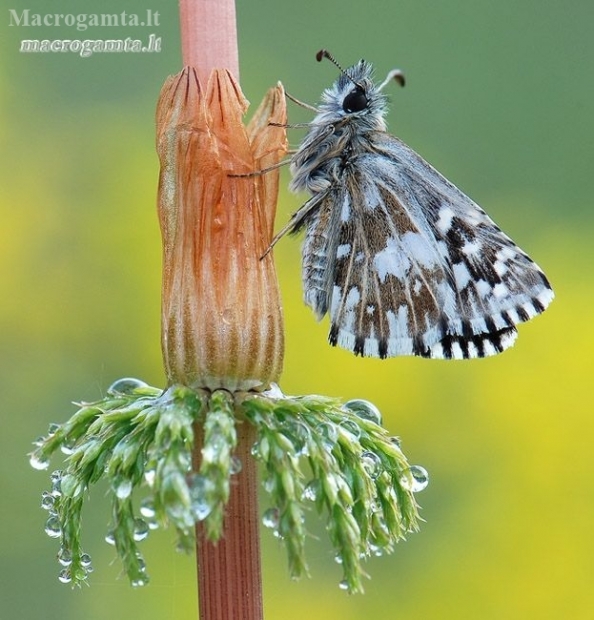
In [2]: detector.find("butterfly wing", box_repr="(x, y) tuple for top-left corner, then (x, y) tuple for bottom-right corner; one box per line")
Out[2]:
(302, 133), (554, 359)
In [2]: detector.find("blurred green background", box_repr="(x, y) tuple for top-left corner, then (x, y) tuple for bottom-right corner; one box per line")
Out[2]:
(2, 0), (593, 618)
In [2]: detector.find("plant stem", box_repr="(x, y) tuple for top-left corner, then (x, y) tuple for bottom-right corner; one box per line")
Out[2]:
(177, 2), (263, 617)
(179, 0), (240, 84)
(194, 421), (263, 620)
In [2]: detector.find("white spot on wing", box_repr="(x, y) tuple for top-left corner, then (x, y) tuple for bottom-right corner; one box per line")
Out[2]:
(336, 244), (351, 259)
(453, 262), (471, 289)
(401, 232), (437, 268)
(340, 195), (350, 222)
(436, 206), (454, 233)
(373, 238), (410, 281)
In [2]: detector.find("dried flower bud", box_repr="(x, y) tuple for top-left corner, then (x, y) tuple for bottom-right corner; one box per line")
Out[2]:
(156, 67), (287, 391)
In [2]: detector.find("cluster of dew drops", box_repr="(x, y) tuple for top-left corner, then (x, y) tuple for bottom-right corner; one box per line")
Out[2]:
(259, 398), (429, 557)
(31, 423), (95, 585)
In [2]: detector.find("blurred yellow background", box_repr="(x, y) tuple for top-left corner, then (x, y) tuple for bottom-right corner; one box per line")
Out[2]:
(2, 0), (593, 618)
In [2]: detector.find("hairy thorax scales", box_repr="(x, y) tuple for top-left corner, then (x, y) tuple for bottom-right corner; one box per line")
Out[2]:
(290, 117), (383, 195)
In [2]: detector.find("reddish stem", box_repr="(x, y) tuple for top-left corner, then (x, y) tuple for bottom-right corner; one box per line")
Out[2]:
(194, 422), (263, 620)
(179, 0), (240, 84)
(177, 2), (262, 618)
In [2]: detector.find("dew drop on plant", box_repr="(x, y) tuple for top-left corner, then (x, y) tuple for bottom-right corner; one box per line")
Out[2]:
(29, 452), (49, 471)
(334, 554), (343, 564)
(57, 547), (72, 567)
(135, 553), (146, 572)
(319, 423), (338, 448)
(251, 437), (269, 461)
(230, 456), (242, 475)
(389, 436), (402, 449)
(41, 491), (55, 511)
(301, 480), (318, 502)
(105, 531), (116, 546)
(131, 576), (149, 588)
(32, 436), (46, 448)
(133, 518), (149, 542)
(189, 474), (214, 521)
(361, 451), (382, 479)
(338, 579), (349, 591)
(262, 507), (279, 529)
(339, 419), (361, 439)
(44, 515), (62, 539)
(343, 399), (383, 426)
(400, 465), (429, 492)
(107, 377), (148, 395)
(50, 470), (63, 482)
(47, 423), (61, 436)
(144, 468), (156, 487)
(60, 442), (75, 456)
(114, 479), (133, 500)
(80, 553), (92, 569)
(140, 497), (156, 519)
(51, 479), (62, 497)
(58, 568), (72, 584)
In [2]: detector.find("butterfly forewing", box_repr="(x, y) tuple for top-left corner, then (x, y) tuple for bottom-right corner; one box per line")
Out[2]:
(288, 58), (553, 359)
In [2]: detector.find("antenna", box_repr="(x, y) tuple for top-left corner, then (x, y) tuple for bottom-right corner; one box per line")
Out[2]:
(316, 49), (363, 89)
(379, 68), (406, 90)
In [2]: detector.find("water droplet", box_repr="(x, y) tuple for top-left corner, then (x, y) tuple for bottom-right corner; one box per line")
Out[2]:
(105, 531), (116, 546)
(144, 468), (156, 487)
(80, 553), (92, 569)
(361, 451), (382, 479)
(262, 476), (275, 493)
(319, 423), (338, 448)
(189, 474), (214, 521)
(133, 518), (149, 542)
(58, 568), (72, 584)
(107, 377), (148, 395)
(230, 456), (242, 475)
(51, 479), (62, 497)
(50, 470), (63, 482)
(114, 479), (133, 500)
(41, 491), (55, 511)
(262, 507), (279, 529)
(368, 543), (383, 557)
(301, 480), (319, 501)
(131, 576), (149, 588)
(291, 422), (311, 456)
(135, 553), (147, 572)
(251, 437), (269, 461)
(343, 399), (383, 426)
(334, 554), (343, 564)
(60, 442), (75, 455)
(47, 423), (61, 436)
(339, 419), (361, 439)
(44, 515), (62, 538)
(29, 452), (50, 471)
(400, 465), (429, 492)
(140, 497), (156, 519)
(32, 436), (46, 447)
(57, 548), (72, 566)
(389, 436), (402, 449)
(338, 579), (349, 591)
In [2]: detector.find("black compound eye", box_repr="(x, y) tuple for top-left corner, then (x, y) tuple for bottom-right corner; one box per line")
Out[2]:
(342, 87), (368, 113)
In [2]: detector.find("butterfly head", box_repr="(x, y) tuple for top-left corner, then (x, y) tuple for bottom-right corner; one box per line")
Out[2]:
(315, 51), (405, 130)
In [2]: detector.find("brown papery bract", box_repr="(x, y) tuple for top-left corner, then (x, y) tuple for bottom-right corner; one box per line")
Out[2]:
(156, 67), (287, 391)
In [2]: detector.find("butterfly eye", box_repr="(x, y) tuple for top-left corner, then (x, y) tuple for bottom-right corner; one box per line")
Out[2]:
(342, 87), (368, 113)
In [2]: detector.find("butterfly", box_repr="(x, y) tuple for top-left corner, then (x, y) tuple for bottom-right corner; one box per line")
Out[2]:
(270, 50), (554, 359)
